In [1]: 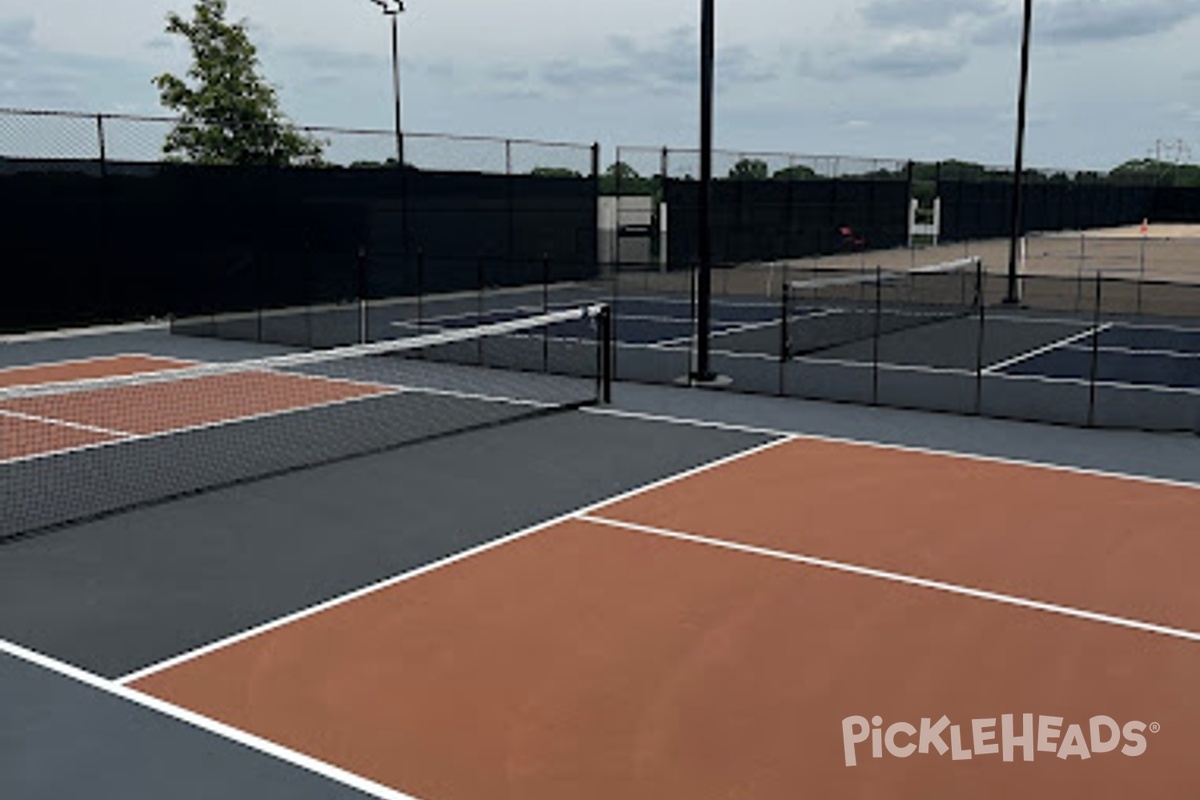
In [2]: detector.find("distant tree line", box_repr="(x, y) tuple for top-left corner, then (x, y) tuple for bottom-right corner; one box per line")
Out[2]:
(597, 156), (1200, 201)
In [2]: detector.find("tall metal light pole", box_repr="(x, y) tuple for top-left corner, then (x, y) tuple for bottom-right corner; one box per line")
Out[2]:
(368, 0), (405, 167)
(1006, 0), (1033, 304)
(694, 0), (715, 382)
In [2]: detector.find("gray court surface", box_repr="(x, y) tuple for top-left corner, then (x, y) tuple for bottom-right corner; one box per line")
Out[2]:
(0, 410), (767, 678)
(0, 651), (376, 800)
(2, 323), (1198, 799)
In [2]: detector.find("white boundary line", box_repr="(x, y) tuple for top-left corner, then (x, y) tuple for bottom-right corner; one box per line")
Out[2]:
(0, 388), (405, 468)
(982, 324), (1114, 374)
(0, 408), (134, 438)
(578, 515), (1200, 644)
(0, 352), (587, 468)
(654, 317), (779, 348)
(1063, 344), (1200, 360)
(115, 436), (795, 685)
(581, 406), (1200, 490)
(620, 339), (1200, 394)
(0, 638), (422, 800)
(0, 320), (168, 345)
(0, 352), (196, 378)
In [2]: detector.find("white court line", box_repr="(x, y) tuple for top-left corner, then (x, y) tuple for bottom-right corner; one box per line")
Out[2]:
(115, 436), (795, 685)
(581, 406), (1200, 490)
(0, 352), (194, 377)
(653, 317), (781, 348)
(0, 341), (594, 467)
(579, 514), (1200, 644)
(0, 387), (407, 469)
(0, 321), (168, 345)
(0, 639), (422, 800)
(0, 408), (133, 439)
(1063, 344), (1200, 360)
(0, 364), (584, 470)
(388, 304), (545, 328)
(616, 339), (1200, 394)
(982, 324), (1114, 374)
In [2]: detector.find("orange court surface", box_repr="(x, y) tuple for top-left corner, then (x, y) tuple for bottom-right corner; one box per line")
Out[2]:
(124, 435), (1200, 799)
(0, 353), (393, 462)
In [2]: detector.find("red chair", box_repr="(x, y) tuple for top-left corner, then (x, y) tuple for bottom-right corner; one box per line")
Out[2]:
(839, 226), (866, 251)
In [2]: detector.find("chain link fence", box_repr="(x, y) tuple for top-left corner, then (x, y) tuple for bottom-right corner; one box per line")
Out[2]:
(0, 107), (597, 176)
(0, 107), (600, 335)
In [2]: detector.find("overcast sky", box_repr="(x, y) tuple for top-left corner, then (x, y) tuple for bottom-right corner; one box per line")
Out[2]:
(2, 0), (1198, 170)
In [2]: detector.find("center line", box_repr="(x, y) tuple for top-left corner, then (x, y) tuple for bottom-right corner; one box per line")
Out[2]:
(0, 408), (132, 438)
(579, 514), (1200, 644)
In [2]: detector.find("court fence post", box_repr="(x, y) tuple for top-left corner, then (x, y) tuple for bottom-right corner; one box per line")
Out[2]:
(416, 247), (425, 333)
(1087, 272), (1102, 427)
(871, 264), (882, 405)
(476, 254), (486, 364)
(598, 304), (613, 404)
(542, 253), (551, 371)
(777, 273), (789, 396)
(974, 257), (986, 415)
(357, 245), (368, 345)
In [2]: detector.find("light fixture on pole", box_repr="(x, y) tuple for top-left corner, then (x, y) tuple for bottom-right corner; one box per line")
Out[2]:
(367, 0), (405, 167)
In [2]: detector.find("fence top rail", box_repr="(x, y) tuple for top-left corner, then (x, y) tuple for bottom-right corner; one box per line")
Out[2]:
(621, 143), (911, 164)
(0, 107), (595, 153)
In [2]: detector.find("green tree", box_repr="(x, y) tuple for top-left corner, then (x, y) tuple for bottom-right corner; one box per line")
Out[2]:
(600, 162), (656, 195)
(154, 0), (323, 166)
(727, 158), (768, 181)
(772, 164), (819, 182)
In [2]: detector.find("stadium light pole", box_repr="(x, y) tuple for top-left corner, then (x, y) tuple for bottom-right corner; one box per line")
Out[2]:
(367, 0), (405, 167)
(1005, 0), (1033, 305)
(693, 0), (716, 382)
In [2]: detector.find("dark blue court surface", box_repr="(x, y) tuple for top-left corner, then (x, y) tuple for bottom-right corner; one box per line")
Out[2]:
(392, 293), (1198, 395)
(989, 321), (1200, 389)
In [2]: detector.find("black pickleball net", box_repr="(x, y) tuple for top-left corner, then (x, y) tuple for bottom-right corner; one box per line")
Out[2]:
(782, 258), (982, 357)
(0, 305), (612, 542)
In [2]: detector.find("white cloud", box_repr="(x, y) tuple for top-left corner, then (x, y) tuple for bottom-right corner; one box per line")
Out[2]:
(0, 1), (1197, 169)
(801, 31), (970, 80)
